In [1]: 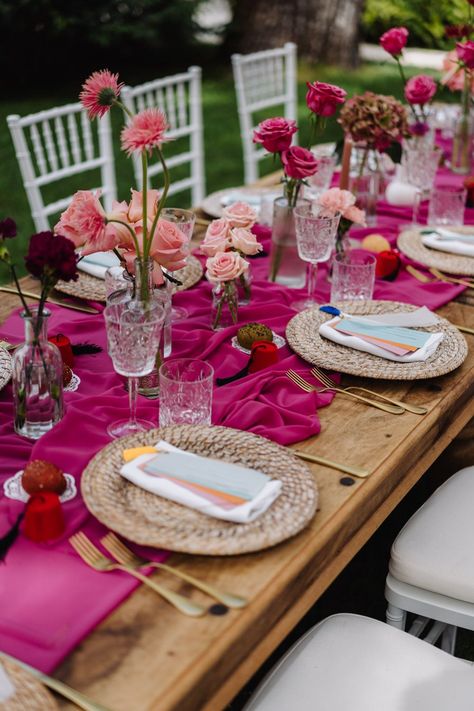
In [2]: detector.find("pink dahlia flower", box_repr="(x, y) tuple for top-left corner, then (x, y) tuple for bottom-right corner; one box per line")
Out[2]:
(80, 70), (123, 119)
(121, 108), (170, 155)
(55, 191), (118, 255)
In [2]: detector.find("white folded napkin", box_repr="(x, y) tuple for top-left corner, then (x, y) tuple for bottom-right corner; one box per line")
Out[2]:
(77, 251), (120, 279)
(422, 229), (474, 257)
(220, 191), (262, 207)
(0, 662), (15, 702)
(120, 440), (282, 523)
(319, 308), (444, 362)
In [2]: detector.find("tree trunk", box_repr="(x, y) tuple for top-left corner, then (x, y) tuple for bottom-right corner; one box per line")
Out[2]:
(227, 0), (364, 67)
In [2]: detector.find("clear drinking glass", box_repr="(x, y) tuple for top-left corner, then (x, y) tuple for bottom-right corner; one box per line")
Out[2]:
(330, 250), (376, 302)
(159, 358), (214, 427)
(161, 208), (196, 322)
(104, 300), (165, 438)
(292, 205), (341, 311)
(306, 155), (337, 200)
(105, 265), (133, 304)
(428, 185), (467, 226)
(403, 144), (441, 225)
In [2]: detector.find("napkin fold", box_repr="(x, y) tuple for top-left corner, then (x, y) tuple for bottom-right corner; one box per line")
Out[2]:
(120, 440), (282, 523)
(220, 191), (262, 207)
(422, 229), (474, 257)
(0, 662), (15, 702)
(77, 251), (120, 279)
(319, 310), (444, 362)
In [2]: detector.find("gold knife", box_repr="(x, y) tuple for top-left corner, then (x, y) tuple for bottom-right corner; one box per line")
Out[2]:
(294, 450), (370, 479)
(0, 286), (100, 314)
(454, 323), (474, 335)
(0, 652), (112, 711)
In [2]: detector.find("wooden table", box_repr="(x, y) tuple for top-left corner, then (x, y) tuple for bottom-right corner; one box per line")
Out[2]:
(2, 284), (474, 710)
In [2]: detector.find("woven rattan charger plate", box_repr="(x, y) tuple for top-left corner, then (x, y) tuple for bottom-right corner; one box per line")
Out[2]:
(286, 300), (467, 380)
(0, 348), (12, 391)
(55, 255), (203, 303)
(0, 658), (57, 710)
(81, 425), (318, 555)
(398, 226), (474, 276)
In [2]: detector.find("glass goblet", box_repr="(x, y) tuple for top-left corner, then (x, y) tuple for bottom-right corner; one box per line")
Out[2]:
(161, 208), (196, 321)
(403, 144), (441, 226)
(104, 299), (165, 438)
(292, 205), (341, 312)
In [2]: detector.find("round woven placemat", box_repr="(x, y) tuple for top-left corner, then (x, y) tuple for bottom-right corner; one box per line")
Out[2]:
(398, 227), (474, 276)
(0, 348), (12, 391)
(0, 658), (58, 710)
(55, 255), (203, 302)
(286, 300), (467, 380)
(81, 425), (318, 555)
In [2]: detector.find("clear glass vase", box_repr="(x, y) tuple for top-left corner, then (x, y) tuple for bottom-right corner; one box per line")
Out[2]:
(451, 113), (473, 175)
(12, 307), (64, 439)
(212, 281), (239, 330)
(236, 265), (252, 306)
(269, 197), (308, 288)
(349, 145), (384, 226)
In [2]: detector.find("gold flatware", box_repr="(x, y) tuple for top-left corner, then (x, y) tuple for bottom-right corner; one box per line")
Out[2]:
(406, 264), (433, 284)
(0, 286), (100, 314)
(0, 652), (111, 711)
(429, 268), (474, 289)
(69, 532), (206, 617)
(101, 532), (248, 609)
(453, 323), (474, 335)
(311, 367), (427, 415)
(286, 369), (404, 415)
(294, 450), (370, 479)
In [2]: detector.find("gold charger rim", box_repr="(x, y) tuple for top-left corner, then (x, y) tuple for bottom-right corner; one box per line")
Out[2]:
(55, 255), (203, 302)
(285, 299), (468, 381)
(81, 424), (318, 556)
(398, 226), (474, 277)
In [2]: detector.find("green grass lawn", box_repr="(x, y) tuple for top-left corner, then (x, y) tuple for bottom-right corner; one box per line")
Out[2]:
(0, 60), (453, 284)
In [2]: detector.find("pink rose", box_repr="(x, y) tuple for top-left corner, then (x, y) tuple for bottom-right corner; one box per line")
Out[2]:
(128, 189), (160, 223)
(107, 200), (134, 246)
(404, 75), (437, 105)
(229, 227), (262, 256)
(456, 40), (474, 69)
(147, 219), (188, 285)
(206, 251), (249, 284)
(55, 190), (118, 255)
(380, 27), (409, 56)
(222, 201), (257, 229)
(317, 188), (355, 217)
(201, 218), (231, 256)
(343, 205), (366, 226)
(306, 82), (347, 117)
(281, 146), (318, 180)
(253, 117), (298, 153)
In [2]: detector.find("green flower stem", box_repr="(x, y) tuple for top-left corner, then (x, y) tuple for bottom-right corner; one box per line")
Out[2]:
(10, 263), (31, 316)
(395, 56), (418, 123)
(113, 99), (134, 121)
(147, 147), (171, 263)
(141, 151), (148, 249)
(107, 219), (140, 255)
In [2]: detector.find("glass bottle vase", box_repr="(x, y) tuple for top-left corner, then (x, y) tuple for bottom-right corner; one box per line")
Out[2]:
(236, 265), (252, 306)
(212, 281), (239, 330)
(451, 113), (473, 175)
(269, 197), (308, 288)
(12, 307), (64, 439)
(349, 145), (384, 226)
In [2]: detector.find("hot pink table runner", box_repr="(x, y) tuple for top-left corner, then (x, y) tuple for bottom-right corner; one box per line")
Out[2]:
(0, 162), (471, 673)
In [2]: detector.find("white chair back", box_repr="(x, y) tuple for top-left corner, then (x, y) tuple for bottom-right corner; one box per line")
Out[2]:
(232, 42), (298, 184)
(7, 103), (116, 232)
(121, 66), (205, 206)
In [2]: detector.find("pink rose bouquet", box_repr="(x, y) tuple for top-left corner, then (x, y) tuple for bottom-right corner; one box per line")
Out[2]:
(317, 187), (366, 253)
(206, 252), (249, 329)
(55, 68), (188, 299)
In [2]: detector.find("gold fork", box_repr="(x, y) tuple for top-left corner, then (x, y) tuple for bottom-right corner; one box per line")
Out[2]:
(69, 532), (206, 617)
(286, 369), (404, 415)
(311, 367), (428, 416)
(101, 533), (248, 609)
(429, 268), (474, 289)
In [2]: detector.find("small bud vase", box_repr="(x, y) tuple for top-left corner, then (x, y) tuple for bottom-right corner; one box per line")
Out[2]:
(12, 307), (64, 439)
(269, 197), (308, 288)
(237, 266), (252, 306)
(212, 281), (239, 330)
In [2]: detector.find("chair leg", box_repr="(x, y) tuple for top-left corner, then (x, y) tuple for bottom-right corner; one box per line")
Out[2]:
(386, 603), (407, 630)
(441, 624), (458, 655)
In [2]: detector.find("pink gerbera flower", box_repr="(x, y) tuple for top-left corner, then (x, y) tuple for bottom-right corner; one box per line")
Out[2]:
(80, 70), (123, 119)
(121, 108), (170, 155)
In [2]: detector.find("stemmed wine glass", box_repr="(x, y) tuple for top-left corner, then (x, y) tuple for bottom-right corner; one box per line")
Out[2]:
(292, 205), (341, 311)
(403, 144), (441, 226)
(104, 299), (165, 438)
(161, 207), (196, 321)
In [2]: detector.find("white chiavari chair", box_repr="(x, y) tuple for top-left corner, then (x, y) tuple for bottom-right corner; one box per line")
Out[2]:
(121, 66), (205, 205)
(231, 42), (297, 184)
(7, 103), (116, 231)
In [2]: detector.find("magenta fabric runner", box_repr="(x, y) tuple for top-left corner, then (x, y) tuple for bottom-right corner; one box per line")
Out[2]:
(0, 160), (471, 673)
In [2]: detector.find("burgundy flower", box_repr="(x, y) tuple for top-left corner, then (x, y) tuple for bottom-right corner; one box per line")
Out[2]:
(253, 117), (298, 153)
(25, 232), (78, 283)
(409, 122), (430, 136)
(281, 146), (318, 179)
(404, 75), (437, 105)
(446, 24), (473, 39)
(0, 218), (17, 239)
(456, 40), (474, 69)
(306, 81), (347, 117)
(379, 27), (409, 57)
